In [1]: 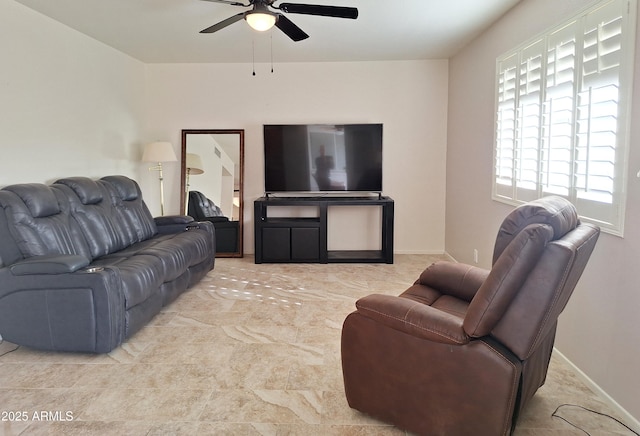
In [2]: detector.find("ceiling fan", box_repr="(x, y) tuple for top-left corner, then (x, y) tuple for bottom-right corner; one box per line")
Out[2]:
(199, 0), (358, 42)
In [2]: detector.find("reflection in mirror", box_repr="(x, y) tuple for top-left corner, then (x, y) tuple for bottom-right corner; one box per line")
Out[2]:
(181, 129), (244, 258)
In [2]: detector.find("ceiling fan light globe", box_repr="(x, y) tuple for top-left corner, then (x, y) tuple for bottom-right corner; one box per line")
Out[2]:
(246, 12), (276, 31)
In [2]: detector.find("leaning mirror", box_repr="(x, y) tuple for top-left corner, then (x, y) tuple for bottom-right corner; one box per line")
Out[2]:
(181, 129), (244, 258)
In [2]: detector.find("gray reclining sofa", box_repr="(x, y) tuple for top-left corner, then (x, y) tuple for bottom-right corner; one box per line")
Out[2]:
(0, 175), (215, 353)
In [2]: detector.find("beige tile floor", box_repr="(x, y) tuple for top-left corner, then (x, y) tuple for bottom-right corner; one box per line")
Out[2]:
(0, 255), (635, 435)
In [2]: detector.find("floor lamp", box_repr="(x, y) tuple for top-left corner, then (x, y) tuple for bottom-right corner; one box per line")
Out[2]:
(142, 141), (177, 216)
(185, 153), (205, 214)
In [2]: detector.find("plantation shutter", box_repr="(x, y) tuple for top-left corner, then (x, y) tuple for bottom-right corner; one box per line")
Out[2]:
(492, 0), (635, 235)
(516, 39), (545, 203)
(575, 2), (626, 228)
(495, 53), (518, 199)
(541, 22), (577, 199)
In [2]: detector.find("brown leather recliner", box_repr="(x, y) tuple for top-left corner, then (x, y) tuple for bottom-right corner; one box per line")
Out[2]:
(341, 196), (600, 436)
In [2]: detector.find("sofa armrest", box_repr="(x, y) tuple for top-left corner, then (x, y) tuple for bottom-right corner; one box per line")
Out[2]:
(0, 265), (125, 352)
(201, 216), (230, 223)
(154, 215), (194, 226)
(415, 261), (489, 302)
(355, 294), (470, 345)
(155, 215), (198, 234)
(9, 254), (91, 275)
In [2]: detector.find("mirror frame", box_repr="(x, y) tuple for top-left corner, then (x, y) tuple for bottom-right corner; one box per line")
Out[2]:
(180, 129), (244, 258)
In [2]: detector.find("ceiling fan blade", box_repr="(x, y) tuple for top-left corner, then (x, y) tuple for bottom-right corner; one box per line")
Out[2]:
(200, 12), (246, 33)
(275, 14), (309, 41)
(278, 3), (358, 19)
(199, 0), (249, 6)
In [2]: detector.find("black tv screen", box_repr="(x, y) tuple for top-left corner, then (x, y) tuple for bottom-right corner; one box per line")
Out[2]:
(264, 124), (383, 193)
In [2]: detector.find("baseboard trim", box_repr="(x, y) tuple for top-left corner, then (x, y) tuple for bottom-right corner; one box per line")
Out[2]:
(443, 251), (457, 262)
(393, 250), (448, 256)
(553, 348), (640, 433)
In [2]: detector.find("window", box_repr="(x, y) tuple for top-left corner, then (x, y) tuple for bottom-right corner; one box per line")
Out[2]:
(493, 0), (636, 235)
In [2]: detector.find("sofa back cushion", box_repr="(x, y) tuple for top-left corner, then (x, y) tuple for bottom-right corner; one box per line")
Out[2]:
(0, 184), (90, 259)
(100, 176), (157, 243)
(188, 191), (225, 219)
(54, 177), (129, 259)
(0, 176), (158, 263)
(0, 203), (22, 268)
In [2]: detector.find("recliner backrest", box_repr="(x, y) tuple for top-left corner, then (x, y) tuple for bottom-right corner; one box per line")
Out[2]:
(492, 223), (599, 359)
(188, 190), (224, 220)
(0, 184), (90, 260)
(100, 175), (157, 243)
(54, 177), (128, 259)
(492, 196), (579, 264)
(464, 196), (599, 360)
(464, 222), (554, 338)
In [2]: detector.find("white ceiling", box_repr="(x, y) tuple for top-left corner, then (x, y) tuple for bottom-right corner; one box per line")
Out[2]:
(15, 0), (522, 64)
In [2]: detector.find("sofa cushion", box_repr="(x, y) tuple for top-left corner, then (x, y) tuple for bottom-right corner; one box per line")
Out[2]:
(105, 175), (139, 201)
(101, 176), (157, 243)
(55, 178), (126, 259)
(4, 183), (60, 218)
(98, 232), (212, 283)
(91, 253), (165, 310)
(91, 229), (213, 307)
(56, 177), (104, 205)
(0, 186), (90, 258)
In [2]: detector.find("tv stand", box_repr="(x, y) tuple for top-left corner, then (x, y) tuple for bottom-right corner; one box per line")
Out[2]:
(254, 196), (394, 264)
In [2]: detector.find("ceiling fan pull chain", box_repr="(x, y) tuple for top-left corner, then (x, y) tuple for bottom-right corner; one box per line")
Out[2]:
(252, 37), (256, 76)
(271, 32), (274, 73)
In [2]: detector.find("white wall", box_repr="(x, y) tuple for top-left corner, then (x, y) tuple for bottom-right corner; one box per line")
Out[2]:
(144, 60), (449, 255)
(447, 0), (640, 424)
(0, 1), (146, 186)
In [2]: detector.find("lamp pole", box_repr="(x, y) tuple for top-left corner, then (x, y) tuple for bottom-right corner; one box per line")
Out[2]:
(148, 162), (167, 216)
(142, 141), (177, 217)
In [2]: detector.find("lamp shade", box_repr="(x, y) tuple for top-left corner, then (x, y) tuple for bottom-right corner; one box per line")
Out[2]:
(246, 11), (276, 31)
(142, 141), (177, 163)
(186, 153), (205, 175)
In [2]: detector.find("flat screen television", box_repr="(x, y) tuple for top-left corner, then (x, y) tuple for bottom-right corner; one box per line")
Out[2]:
(263, 123), (383, 194)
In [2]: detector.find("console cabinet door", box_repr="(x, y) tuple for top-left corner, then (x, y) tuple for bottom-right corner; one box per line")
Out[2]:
(262, 228), (291, 261)
(291, 228), (320, 261)
(262, 227), (320, 262)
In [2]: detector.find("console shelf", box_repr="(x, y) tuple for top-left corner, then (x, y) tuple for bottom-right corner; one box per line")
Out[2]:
(254, 196), (394, 264)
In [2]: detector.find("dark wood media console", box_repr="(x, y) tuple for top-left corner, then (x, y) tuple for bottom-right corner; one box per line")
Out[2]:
(254, 196), (394, 264)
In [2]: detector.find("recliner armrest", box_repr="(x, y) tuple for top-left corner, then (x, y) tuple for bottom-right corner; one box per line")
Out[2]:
(416, 261), (489, 302)
(154, 215), (199, 234)
(154, 215), (195, 226)
(355, 294), (470, 345)
(202, 216), (230, 223)
(9, 254), (91, 275)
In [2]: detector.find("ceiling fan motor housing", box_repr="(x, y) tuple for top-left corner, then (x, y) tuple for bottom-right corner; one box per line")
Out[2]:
(200, 0), (358, 41)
